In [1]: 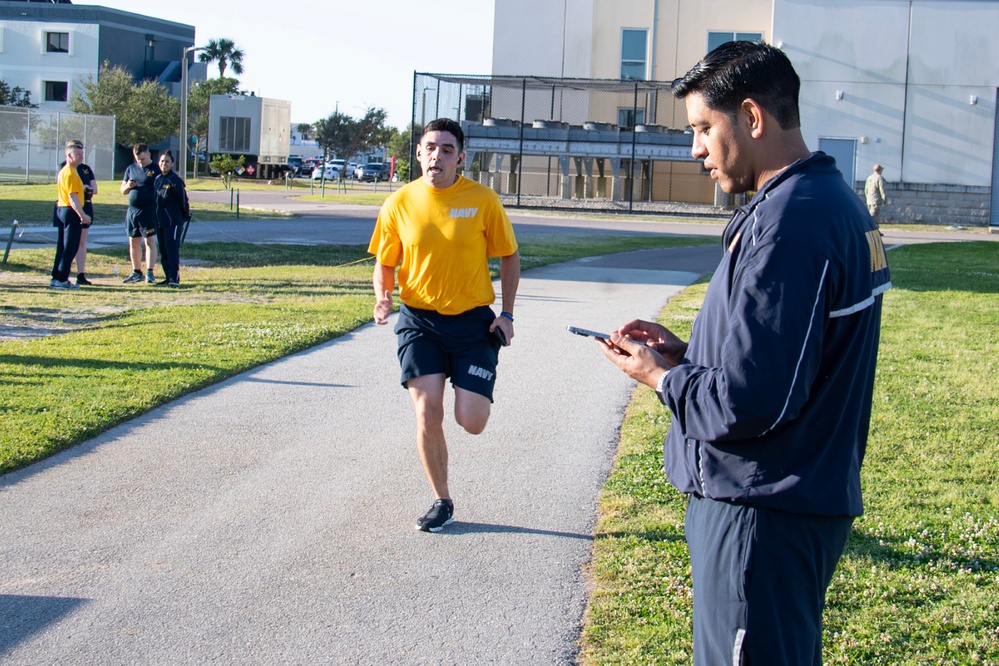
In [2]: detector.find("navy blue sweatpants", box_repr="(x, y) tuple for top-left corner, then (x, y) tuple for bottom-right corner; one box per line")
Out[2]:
(685, 494), (853, 666)
(51, 207), (83, 282)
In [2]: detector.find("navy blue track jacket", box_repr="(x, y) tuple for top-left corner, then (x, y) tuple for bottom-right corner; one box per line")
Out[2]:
(661, 153), (892, 517)
(154, 171), (190, 227)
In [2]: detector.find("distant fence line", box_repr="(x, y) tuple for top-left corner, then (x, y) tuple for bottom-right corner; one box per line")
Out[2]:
(0, 106), (116, 184)
(411, 72), (734, 215)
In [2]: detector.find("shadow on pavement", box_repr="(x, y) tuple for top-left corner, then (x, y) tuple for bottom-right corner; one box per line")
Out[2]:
(0, 595), (89, 657)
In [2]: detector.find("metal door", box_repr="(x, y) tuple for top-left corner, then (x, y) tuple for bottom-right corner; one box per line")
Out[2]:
(819, 137), (858, 188)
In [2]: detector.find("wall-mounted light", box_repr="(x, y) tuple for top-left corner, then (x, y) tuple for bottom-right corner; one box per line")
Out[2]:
(776, 40), (784, 49)
(859, 136), (869, 144)
(970, 95), (978, 106)
(835, 90), (844, 101)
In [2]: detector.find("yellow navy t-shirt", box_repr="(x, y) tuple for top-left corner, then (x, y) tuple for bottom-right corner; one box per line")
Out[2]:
(368, 176), (518, 315)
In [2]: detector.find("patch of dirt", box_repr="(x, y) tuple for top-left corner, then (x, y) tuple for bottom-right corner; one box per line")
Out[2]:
(0, 263), (265, 342)
(0, 305), (128, 342)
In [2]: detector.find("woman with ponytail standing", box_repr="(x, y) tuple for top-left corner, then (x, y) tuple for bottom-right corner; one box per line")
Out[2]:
(153, 150), (190, 287)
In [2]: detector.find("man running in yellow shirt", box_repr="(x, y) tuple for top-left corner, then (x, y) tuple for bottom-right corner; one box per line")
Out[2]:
(368, 118), (521, 532)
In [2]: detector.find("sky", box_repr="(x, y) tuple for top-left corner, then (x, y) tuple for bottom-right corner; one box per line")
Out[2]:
(88, 0), (496, 129)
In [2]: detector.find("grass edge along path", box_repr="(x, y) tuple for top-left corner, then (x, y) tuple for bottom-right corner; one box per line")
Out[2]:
(0, 235), (716, 475)
(579, 241), (999, 665)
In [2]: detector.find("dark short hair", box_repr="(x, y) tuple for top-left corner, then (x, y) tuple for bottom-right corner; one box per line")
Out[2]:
(133, 143), (149, 154)
(422, 118), (464, 152)
(671, 41), (801, 130)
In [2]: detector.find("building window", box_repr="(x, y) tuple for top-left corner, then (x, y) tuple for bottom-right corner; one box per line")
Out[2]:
(707, 31), (763, 54)
(220, 116), (252, 152)
(620, 29), (648, 81)
(618, 108), (646, 129)
(44, 81), (68, 102)
(46, 32), (69, 53)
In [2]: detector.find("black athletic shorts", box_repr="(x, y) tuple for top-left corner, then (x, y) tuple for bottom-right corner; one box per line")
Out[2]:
(395, 303), (501, 401)
(125, 206), (157, 238)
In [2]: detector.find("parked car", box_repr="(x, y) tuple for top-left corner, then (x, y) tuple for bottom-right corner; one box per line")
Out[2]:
(299, 158), (320, 177)
(356, 163), (389, 182)
(311, 165), (341, 181)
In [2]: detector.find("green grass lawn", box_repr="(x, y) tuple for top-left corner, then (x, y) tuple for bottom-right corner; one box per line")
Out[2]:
(0, 234), (715, 474)
(2, 230), (996, 663)
(1, 180), (291, 225)
(579, 241), (999, 665)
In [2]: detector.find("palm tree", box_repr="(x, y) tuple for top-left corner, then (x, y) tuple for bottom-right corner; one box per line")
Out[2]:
(198, 38), (245, 79)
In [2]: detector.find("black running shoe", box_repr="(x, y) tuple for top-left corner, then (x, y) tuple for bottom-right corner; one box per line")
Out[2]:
(416, 499), (454, 532)
(76, 273), (92, 286)
(123, 271), (143, 284)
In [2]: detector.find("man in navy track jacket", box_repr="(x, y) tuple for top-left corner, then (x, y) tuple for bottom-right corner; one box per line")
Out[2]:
(599, 41), (891, 666)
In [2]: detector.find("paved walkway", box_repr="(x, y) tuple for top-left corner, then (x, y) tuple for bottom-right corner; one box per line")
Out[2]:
(0, 247), (710, 664)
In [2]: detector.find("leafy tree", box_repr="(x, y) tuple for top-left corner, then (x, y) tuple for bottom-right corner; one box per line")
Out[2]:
(198, 38), (245, 79)
(209, 153), (245, 189)
(0, 79), (37, 157)
(314, 107), (391, 173)
(313, 112), (351, 163)
(386, 123), (421, 181)
(0, 79), (36, 107)
(69, 62), (179, 149)
(187, 76), (241, 177)
(296, 122), (313, 141)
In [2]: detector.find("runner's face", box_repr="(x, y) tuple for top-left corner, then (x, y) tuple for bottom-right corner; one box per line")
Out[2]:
(417, 130), (463, 188)
(159, 155), (173, 173)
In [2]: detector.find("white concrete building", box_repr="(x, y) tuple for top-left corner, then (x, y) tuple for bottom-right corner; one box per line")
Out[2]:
(0, 1), (202, 171)
(490, 0), (999, 225)
(0, 2), (195, 111)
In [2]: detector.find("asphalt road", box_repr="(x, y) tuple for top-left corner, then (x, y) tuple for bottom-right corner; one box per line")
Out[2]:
(9, 189), (994, 252)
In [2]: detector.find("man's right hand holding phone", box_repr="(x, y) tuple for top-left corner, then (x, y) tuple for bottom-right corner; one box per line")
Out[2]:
(598, 319), (688, 389)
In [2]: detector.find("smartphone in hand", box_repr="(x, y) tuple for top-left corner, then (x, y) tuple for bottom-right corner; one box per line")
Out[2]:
(566, 325), (612, 340)
(567, 325), (631, 356)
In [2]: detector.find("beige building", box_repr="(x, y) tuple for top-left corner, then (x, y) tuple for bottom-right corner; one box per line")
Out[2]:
(482, 0), (999, 225)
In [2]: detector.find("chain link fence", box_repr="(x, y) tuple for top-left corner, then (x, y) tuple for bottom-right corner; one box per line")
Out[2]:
(411, 73), (731, 215)
(0, 107), (116, 183)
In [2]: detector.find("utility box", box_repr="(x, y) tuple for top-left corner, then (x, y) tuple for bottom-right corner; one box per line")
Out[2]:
(207, 94), (291, 179)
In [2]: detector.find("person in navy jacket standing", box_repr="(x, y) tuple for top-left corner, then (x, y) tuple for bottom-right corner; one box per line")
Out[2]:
(597, 41), (891, 665)
(153, 150), (190, 287)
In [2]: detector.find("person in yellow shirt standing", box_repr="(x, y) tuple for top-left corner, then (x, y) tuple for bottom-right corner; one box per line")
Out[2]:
(51, 139), (92, 289)
(368, 118), (520, 532)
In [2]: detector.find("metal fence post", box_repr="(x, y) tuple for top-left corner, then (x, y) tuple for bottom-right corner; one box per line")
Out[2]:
(517, 78), (527, 207)
(628, 82), (639, 212)
(3, 220), (18, 264)
(25, 109), (32, 183)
